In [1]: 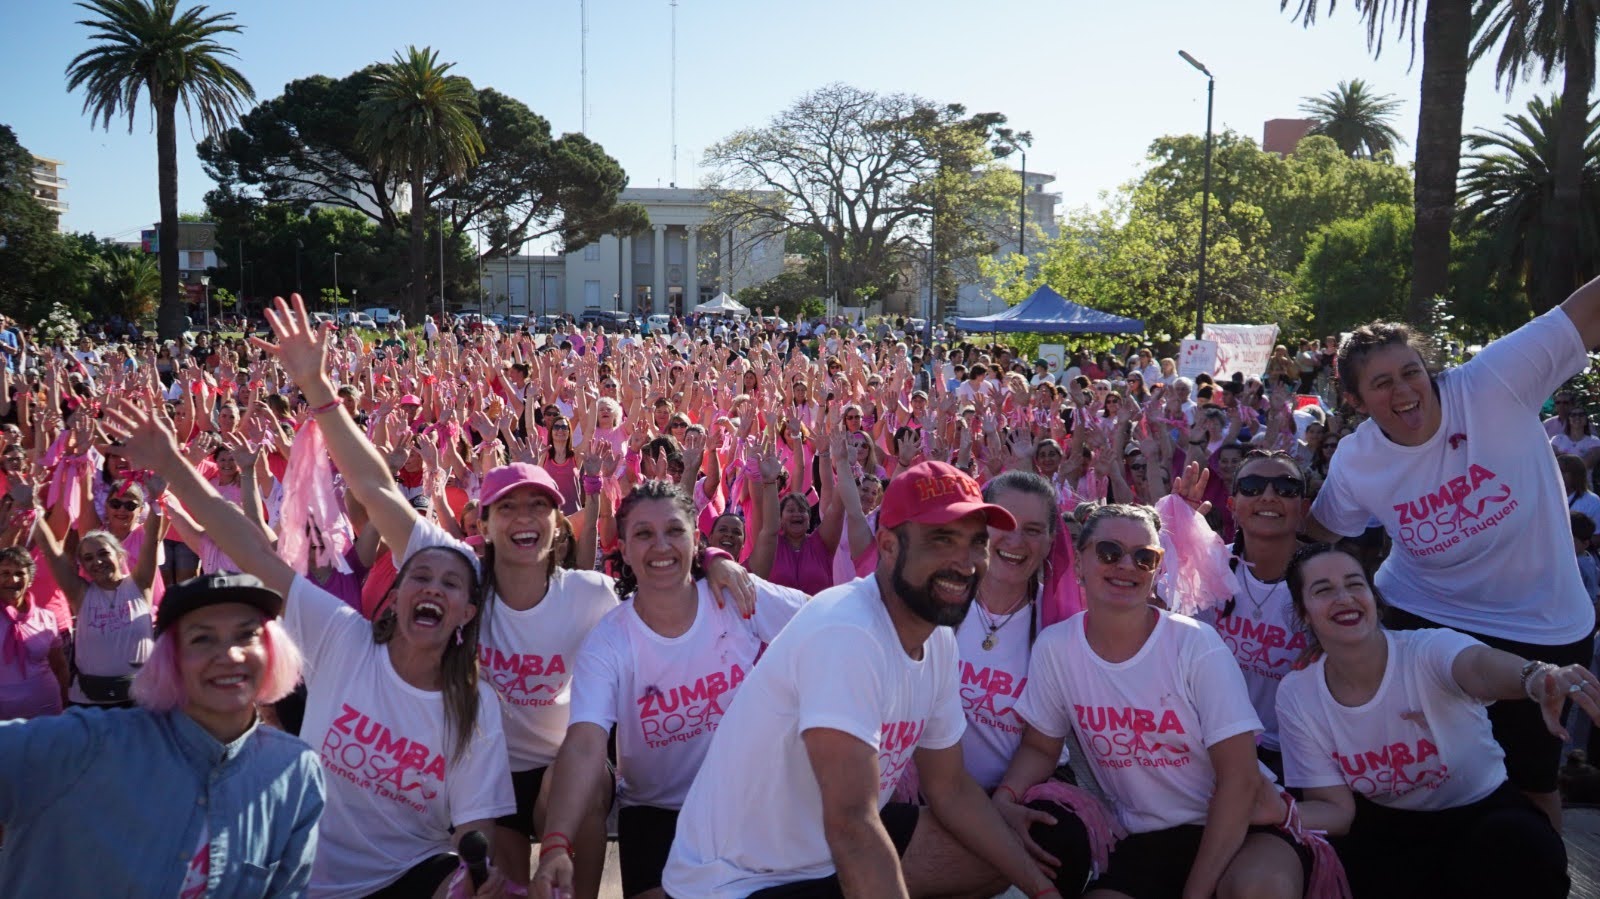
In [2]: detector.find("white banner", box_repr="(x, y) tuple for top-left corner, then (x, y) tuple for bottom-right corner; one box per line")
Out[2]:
(1202, 323), (1279, 379)
(1037, 344), (1066, 373)
(1177, 339), (1218, 379)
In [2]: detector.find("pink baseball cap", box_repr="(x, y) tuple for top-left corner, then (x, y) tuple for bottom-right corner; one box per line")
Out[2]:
(480, 462), (565, 509)
(878, 461), (1017, 532)
(398, 394), (422, 407)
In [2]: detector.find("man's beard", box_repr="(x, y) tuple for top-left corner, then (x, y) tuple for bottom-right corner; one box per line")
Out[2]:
(891, 548), (978, 628)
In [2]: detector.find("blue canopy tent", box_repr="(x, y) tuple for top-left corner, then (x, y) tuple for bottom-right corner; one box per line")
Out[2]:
(953, 286), (1144, 334)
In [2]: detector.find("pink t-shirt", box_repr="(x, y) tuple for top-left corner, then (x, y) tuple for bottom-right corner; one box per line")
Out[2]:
(769, 531), (833, 596)
(0, 604), (62, 719)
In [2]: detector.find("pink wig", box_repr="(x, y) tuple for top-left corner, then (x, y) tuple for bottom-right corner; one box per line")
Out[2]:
(132, 618), (303, 712)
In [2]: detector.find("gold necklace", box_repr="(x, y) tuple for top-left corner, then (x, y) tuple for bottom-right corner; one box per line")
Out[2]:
(975, 588), (1029, 651)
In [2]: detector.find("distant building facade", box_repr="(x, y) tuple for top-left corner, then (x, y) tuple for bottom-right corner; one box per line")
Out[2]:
(31, 155), (67, 224)
(1264, 118), (1316, 156)
(950, 169), (1062, 318)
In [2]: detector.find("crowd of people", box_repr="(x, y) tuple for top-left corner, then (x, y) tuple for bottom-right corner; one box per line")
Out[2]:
(0, 285), (1599, 899)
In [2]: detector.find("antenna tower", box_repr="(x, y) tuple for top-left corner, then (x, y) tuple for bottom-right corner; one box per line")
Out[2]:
(670, 0), (679, 187)
(580, 0), (589, 133)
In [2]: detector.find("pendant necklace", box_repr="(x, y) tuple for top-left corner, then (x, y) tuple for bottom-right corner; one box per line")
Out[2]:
(976, 590), (1029, 651)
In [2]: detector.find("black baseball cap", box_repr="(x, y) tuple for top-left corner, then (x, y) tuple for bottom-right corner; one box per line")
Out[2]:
(155, 572), (284, 637)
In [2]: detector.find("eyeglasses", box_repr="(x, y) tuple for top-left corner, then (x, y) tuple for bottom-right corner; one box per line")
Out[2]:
(1234, 474), (1306, 499)
(1094, 540), (1163, 572)
(106, 498), (141, 512)
(844, 413), (862, 420)
(1129, 462), (1147, 472)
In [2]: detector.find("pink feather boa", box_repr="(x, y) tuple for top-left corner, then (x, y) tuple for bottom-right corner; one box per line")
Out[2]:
(1152, 494), (1239, 616)
(277, 419), (352, 574)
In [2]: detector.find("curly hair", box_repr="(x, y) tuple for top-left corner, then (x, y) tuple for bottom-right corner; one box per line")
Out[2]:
(1336, 322), (1435, 402)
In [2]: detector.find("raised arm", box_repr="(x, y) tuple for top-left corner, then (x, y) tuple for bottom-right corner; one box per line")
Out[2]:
(1559, 274), (1600, 349)
(250, 295), (420, 556)
(101, 401), (296, 598)
(131, 493), (167, 592)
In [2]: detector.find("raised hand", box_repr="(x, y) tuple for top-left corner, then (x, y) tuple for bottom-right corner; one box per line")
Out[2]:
(99, 399), (183, 472)
(1172, 460), (1213, 515)
(250, 295), (333, 393)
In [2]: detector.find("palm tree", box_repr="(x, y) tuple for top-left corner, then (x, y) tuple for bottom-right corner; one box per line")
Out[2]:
(1459, 95), (1600, 312)
(1472, 0), (1600, 312)
(90, 250), (160, 320)
(1299, 79), (1407, 158)
(65, 0), (253, 341)
(1282, 0), (1475, 325)
(356, 46), (483, 320)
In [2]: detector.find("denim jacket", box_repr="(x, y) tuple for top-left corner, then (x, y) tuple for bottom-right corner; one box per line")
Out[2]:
(0, 706), (324, 897)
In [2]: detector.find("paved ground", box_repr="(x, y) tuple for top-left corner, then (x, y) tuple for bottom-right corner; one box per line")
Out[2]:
(579, 806), (1600, 898)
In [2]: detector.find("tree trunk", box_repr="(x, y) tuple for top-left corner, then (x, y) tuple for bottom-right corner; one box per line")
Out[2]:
(155, 95), (186, 342)
(1544, 6), (1595, 314)
(1405, 0), (1473, 326)
(408, 173), (427, 322)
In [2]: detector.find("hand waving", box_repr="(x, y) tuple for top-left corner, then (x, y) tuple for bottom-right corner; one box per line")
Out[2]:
(251, 295), (333, 393)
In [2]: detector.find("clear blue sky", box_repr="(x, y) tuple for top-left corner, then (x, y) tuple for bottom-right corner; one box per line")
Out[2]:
(4, 0), (1544, 243)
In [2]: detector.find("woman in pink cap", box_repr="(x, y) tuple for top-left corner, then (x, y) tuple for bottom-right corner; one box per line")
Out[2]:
(253, 295), (758, 897)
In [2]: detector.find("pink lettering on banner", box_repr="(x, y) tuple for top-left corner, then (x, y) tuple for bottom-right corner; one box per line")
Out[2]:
(1389, 465), (1518, 557)
(319, 703), (444, 812)
(1074, 704), (1193, 771)
(636, 665), (746, 748)
(479, 647), (568, 708)
(1214, 614), (1307, 680)
(878, 719), (927, 794)
(1330, 737), (1450, 799)
(959, 662), (1026, 736)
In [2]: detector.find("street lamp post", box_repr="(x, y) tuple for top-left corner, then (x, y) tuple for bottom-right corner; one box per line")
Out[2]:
(294, 239), (304, 307)
(1179, 49), (1215, 338)
(332, 251), (342, 312)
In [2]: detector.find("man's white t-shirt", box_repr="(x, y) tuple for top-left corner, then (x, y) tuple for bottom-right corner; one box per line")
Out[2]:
(1196, 569), (1309, 752)
(1310, 308), (1596, 644)
(404, 519), (618, 770)
(1014, 611), (1262, 835)
(569, 578), (805, 809)
(1277, 629), (1505, 812)
(286, 576), (514, 898)
(662, 576), (966, 899)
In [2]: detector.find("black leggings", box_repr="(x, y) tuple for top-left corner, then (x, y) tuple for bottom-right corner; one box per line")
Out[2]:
(1333, 782), (1568, 899)
(364, 852), (460, 899)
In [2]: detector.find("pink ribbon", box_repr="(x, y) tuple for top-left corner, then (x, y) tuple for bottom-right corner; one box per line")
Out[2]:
(277, 419), (352, 575)
(2, 603), (28, 676)
(1152, 494), (1239, 616)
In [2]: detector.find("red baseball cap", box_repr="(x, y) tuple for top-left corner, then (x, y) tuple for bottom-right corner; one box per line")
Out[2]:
(480, 462), (565, 509)
(878, 462), (1017, 532)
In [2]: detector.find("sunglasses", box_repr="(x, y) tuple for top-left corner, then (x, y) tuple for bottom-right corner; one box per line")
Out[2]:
(1234, 474), (1306, 498)
(1094, 540), (1164, 572)
(106, 498), (141, 512)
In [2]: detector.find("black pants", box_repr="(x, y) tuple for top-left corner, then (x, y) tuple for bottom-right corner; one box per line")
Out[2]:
(364, 852), (459, 898)
(1333, 782), (1568, 899)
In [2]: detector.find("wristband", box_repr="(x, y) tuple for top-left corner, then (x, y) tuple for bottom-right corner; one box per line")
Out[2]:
(1521, 661), (1554, 702)
(582, 475), (603, 495)
(702, 546), (734, 567)
(538, 834), (574, 861)
(308, 398), (340, 416)
(1030, 890), (1061, 899)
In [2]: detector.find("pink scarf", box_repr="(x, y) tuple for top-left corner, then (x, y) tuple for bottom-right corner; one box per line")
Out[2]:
(42, 430), (88, 524)
(277, 419), (352, 575)
(1, 602), (29, 676)
(1153, 494), (1239, 616)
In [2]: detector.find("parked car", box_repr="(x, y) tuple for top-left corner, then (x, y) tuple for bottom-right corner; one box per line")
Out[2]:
(645, 313), (672, 334)
(506, 314), (529, 330)
(578, 309), (633, 332)
(360, 307), (400, 326)
(533, 314), (566, 333)
(756, 315), (790, 331)
(310, 312), (336, 329)
(485, 313), (509, 329)
(337, 311), (376, 329)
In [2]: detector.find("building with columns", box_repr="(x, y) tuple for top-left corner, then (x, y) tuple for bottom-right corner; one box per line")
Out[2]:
(477, 187), (784, 318)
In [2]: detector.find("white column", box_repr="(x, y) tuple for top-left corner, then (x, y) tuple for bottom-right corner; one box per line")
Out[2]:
(620, 235), (633, 311)
(685, 227), (698, 314)
(652, 224), (667, 314)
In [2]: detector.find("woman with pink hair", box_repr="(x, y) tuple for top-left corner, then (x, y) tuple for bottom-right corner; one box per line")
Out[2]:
(0, 573), (323, 897)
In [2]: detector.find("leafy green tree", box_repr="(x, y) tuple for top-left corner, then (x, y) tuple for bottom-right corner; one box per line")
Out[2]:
(1459, 94), (1600, 313)
(1472, 0), (1600, 312)
(1299, 78), (1407, 158)
(1295, 202), (1532, 342)
(1282, 0), (1476, 324)
(0, 126), (92, 322)
(88, 249), (160, 320)
(703, 84), (1022, 316)
(356, 46), (483, 320)
(65, 0), (254, 340)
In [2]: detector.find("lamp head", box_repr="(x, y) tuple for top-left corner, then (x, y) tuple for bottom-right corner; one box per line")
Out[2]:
(1178, 50), (1212, 77)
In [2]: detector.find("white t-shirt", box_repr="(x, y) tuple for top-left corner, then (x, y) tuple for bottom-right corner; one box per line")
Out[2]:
(404, 519), (618, 770)
(1197, 567), (1310, 751)
(570, 578), (805, 809)
(1277, 629), (1505, 812)
(287, 576), (515, 899)
(1015, 611), (1263, 835)
(1310, 308), (1596, 644)
(954, 597), (1038, 791)
(1551, 432), (1600, 459)
(662, 576), (966, 899)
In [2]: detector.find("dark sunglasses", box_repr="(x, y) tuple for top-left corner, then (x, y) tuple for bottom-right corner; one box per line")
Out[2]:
(1094, 540), (1163, 572)
(106, 498), (141, 512)
(1234, 474), (1306, 499)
